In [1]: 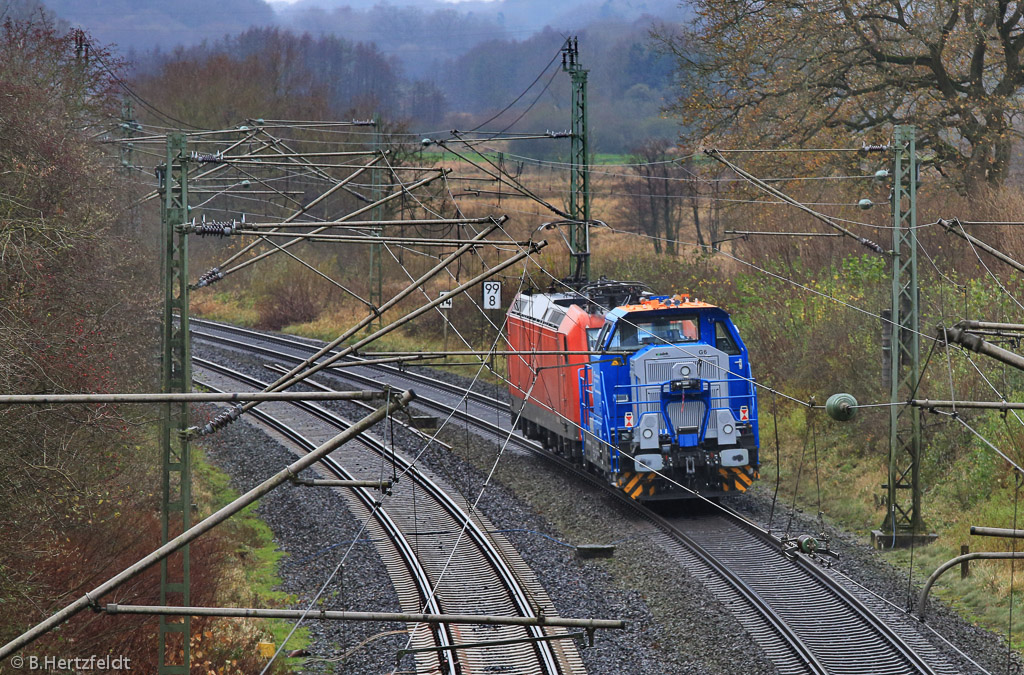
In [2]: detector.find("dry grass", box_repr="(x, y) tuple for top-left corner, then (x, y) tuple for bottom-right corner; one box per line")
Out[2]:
(192, 291), (260, 326)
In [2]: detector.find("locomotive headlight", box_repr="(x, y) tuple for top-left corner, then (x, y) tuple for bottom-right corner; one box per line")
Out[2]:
(723, 424), (734, 435)
(642, 428), (655, 440)
(681, 365), (691, 377)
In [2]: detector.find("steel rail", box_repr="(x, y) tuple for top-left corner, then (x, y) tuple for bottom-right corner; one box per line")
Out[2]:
(289, 368), (827, 671)
(188, 318), (503, 410)
(191, 324), (820, 672)
(191, 320), (945, 674)
(337, 351), (939, 673)
(194, 368), (457, 675)
(194, 359), (566, 674)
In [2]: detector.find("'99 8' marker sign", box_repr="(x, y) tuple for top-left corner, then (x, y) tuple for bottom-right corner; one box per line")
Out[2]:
(482, 281), (501, 310)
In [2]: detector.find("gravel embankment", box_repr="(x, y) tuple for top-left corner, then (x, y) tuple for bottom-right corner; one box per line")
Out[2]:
(728, 490), (1023, 674)
(195, 339), (1021, 674)
(194, 342), (775, 674)
(198, 415), (408, 674)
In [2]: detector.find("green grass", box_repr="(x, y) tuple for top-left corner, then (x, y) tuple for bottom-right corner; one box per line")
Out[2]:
(592, 153), (632, 164)
(417, 149), (634, 165)
(417, 149), (492, 163)
(193, 446), (311, 663)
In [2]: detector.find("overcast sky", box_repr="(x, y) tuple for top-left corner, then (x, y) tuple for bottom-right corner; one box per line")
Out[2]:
(270, 0), (499, 4)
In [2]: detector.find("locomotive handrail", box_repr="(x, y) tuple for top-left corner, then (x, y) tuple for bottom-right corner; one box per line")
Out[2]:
(596, 371), (620, 473)
(610, 379), (757, 416)
(577, 365), (593, 440)
(597, 377), (759, 450)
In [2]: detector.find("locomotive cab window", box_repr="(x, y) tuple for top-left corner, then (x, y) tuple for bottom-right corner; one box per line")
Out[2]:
(715, 322), (741, 355)
(586, 327), (602, 350)
(608, 315), (699, 350)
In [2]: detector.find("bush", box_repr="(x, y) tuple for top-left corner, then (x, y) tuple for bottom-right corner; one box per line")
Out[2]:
(252, 262), (327, 331)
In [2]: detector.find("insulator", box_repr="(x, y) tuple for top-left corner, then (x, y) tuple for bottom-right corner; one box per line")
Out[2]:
(192, 267), (224, 289)
(193, 405), (243, 437)
(189, 150), (224, 163)
(796, 534), (819, 554)
(826, 393), (858, 421)
(187, 218), (239, 237)
(858, 236), (884, 254)
(860, 143), (891, 154)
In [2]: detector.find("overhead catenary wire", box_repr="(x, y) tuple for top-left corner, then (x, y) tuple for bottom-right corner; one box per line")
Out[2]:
(484, 66), (562, 138)
(468, 47), (564, 132)
(600, 225), (945, 348)
(432, 134), (570, 219)
(391, 278), (539, 669)
(93, 57), (207, 131)
(117, 120), (1015, 465)
(334, 200), (762, 526)
(705, 148), (884, 253)
(214, 169), (447, 282)
(239, 121), (1024, 659)
(195, 237), (541, 437)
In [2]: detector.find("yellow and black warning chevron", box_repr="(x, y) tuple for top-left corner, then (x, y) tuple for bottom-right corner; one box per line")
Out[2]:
(719, 466), (754, 492)
(618, 471), (656, 499)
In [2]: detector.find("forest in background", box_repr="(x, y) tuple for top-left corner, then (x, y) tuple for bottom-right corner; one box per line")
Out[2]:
(31, 0), (683, 154)
(128, 22), (676, 154)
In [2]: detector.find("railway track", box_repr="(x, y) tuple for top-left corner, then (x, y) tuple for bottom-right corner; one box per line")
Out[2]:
(191, 318), (961, 674)
(193, 355), (583, 675)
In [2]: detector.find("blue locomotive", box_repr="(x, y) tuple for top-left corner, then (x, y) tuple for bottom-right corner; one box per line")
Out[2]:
(508, 280), (759, 500)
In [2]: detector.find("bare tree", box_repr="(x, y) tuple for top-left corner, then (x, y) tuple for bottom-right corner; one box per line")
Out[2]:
(656, 1), (1024, 192)
(618, 139), (693, 254)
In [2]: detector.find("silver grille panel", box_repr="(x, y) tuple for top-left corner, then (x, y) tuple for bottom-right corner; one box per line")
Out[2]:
(633, 351), (725, 437)
(645, 359), (678, 384)
(644, 357), (721, 383)
(667, 399), (705, 431)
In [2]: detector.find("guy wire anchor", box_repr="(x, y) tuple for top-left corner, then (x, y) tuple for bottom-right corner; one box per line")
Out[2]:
(780, 534), (839, 566)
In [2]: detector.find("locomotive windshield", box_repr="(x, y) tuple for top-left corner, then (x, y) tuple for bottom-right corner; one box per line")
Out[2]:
(607, 315), (699, 351)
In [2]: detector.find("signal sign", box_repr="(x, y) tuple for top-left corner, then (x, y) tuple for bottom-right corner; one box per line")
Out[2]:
(483, 281), (501, 310)
(439, 291), (453, 309)
(624, 412), (635, 428)
(739, 406), (749, 422)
